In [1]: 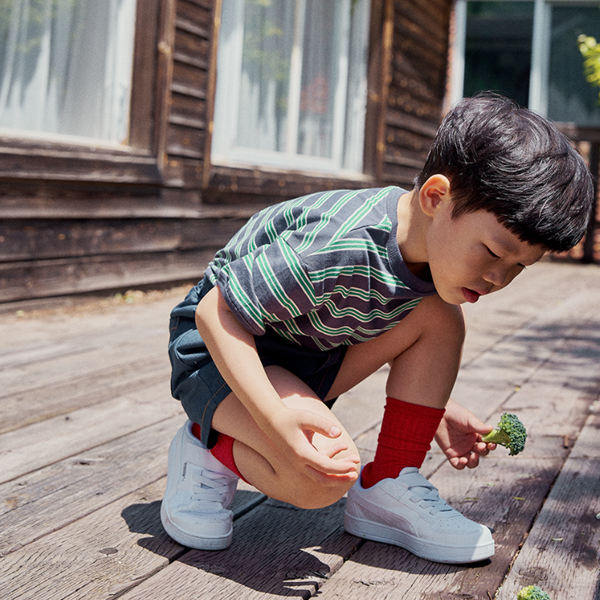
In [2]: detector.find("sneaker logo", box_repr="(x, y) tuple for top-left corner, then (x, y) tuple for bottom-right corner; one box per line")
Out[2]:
(182, 461), (187, 480)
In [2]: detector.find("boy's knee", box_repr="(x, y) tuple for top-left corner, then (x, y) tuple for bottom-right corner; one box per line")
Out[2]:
(416, 294), (466, 342)
(293, 447), (361, 510)
(292, 474), (358, 510)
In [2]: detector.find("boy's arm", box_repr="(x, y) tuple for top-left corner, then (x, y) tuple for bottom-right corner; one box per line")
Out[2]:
(195, 285), (359, 484)
(435, 398), (496, 469)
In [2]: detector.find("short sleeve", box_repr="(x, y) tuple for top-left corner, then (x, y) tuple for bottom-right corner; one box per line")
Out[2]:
(216, 237), (319, 336)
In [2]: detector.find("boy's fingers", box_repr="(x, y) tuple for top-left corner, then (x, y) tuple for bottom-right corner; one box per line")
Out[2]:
(319, 441), (348, 458)
(299, 410), (342, 439)
(305, 463), (360, 486)
(304, 444), (360, 476)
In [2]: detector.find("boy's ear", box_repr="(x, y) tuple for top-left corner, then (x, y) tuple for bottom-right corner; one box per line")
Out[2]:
(418, 174), (452, 217)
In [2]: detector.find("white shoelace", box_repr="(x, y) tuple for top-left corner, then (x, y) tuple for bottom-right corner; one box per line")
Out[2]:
(188, 465), (235, 512)
(406, 481), (456, 516)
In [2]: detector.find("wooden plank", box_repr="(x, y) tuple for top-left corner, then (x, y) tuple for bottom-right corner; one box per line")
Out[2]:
(171, 90), (206, 123)
(0, 191), (202, 219)
(0, 250), (215, 303)
(117, 498), (356, 600)
(0, 479), (186, 600)
(166, 123), (206, 159)
(394, 3), (449, 61)
(0, 293), (174, 351)
(496, 410), (600, 600)
(0, 414), (264, 557)
(0, 416), (181, 556)
(362, 0), (393, 179)
(315, 295), (600, 599)
(0, 320), (166, 374)
(172, 60), (208, 93)
(453, 291), (600, 417)
(0, 217), (245, 262)
(174, 27), (211, 65)
(0, 379), (183, 484)
(128, 0), (162, 151)
(176, 0), (212, 32)
(0, 356), (168, 434)
(0, 146), (161, 185)
(0, 473), (263, 600)
(205, 165), (371, 202)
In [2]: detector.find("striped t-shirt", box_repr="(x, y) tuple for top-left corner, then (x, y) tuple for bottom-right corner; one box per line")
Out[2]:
(205, 186), (436, 352)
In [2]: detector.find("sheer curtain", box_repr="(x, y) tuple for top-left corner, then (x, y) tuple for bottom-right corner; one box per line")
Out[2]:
(212, 0), (369, 174)
(0, 0), (137, 144)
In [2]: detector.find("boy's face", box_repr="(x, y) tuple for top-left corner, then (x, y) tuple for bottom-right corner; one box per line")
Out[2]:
(425, 203), (546, 305)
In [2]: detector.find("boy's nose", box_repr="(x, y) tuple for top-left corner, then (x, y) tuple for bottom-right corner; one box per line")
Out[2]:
(482, 268), (509, 289)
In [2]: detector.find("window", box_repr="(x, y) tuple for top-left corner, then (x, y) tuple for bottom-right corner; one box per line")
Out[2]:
(0, 0), (137, 145)
(451, 0), (600, 126)
(212, 0), (370, 176)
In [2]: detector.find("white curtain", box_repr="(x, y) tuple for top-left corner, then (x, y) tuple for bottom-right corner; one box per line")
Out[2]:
(212, 0), (369, 174)
(0, 0), (137, 144)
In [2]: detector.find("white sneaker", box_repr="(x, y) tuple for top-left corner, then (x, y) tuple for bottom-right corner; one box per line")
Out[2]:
(344, 467), (494, 563)
(161, 421), (239, 550)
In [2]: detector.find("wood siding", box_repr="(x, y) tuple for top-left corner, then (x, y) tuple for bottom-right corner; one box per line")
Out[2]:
(0, 0), (453, 305)
(382, 0), (451, 187)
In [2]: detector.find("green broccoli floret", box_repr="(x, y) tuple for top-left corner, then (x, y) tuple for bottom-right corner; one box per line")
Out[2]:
(482, 412), (527, 456)
(516, 584), (551, 600)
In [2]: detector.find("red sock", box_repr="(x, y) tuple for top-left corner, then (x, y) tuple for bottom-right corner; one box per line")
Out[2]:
(191, 423), (247, 483)
(360, 397), (445, 489)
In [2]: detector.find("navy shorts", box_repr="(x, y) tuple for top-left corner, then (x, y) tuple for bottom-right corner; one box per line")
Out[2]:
(168, 279), (348, 448)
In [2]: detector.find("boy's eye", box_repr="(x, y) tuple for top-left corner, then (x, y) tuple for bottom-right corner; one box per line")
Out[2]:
(485, 246), (500, 258)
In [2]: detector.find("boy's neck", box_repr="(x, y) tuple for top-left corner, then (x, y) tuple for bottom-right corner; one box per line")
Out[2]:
(396, 190), (431, 279)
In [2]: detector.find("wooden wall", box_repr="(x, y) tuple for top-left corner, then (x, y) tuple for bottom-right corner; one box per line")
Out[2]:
(0, 0), (452, 306)
(381, 0), (451, 187)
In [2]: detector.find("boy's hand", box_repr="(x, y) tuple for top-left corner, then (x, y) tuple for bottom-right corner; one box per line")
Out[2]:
(435, 398), (496, 470)
(266, 405), (361, 484)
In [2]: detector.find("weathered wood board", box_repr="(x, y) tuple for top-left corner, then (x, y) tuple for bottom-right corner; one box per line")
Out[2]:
(496, 410), (600, 600)
(1, 261), (599, 600)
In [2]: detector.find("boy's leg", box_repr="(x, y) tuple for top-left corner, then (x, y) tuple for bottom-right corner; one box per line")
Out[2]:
(210, 365), (360, 510)
(208, 293), (462, 511)
(328, 293), (465, 485)
(161, 364), (358, 551)
(326, 294), (465, 408)
(323, 294), (494, 563)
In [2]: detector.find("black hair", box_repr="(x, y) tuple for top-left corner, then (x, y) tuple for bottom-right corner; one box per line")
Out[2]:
(414, 93), (594, 251)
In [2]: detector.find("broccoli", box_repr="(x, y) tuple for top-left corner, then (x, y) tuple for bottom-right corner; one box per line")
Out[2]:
(516, 584), (551, 600)
(482, 412), (527, 456)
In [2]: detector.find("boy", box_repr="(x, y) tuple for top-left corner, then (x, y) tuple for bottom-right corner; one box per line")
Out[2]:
(162, 94), (593, 563)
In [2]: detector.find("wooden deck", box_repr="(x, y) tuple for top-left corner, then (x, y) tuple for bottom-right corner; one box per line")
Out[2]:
(2, 260), (600, 600)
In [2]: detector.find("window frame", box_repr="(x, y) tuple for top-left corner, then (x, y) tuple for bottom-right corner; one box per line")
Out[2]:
(0, 0), (173, 186)
(209, 0), (369, 178)
(202, 0), (388, 197)
(449, 0), (600, 117)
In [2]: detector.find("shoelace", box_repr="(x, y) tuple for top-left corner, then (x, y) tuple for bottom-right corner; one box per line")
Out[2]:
(188, 465), (235, 511)
(407, 481), (456, 516)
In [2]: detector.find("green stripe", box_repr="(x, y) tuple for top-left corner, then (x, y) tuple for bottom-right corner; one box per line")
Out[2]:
(278, 240), (317, 304)
(295, 190), (361, 254)
(310, 264), (409, 289)
(312, 237), (388, 259)
(224, 266), (265, 332)
(322, 297), (421, 322)
(327, 284), (398, 305)
(327, 187), (392, 245)
(256, 251), (302, 318)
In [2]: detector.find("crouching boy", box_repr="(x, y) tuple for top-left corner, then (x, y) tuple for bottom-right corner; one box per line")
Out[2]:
(161, 94), (593, 563)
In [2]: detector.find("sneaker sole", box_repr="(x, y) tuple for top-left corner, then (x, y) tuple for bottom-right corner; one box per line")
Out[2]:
(161, 501), (232, 550)
(344, 511), (494, 564)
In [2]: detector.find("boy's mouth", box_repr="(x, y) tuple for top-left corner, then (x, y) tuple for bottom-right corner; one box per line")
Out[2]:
(462, 288), (481, 303)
